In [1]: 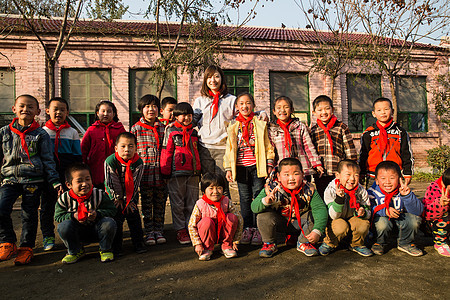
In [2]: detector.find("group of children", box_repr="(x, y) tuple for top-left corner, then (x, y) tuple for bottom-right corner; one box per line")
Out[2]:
(0, 65), (448, 266)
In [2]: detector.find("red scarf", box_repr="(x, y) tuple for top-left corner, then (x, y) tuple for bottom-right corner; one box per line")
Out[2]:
(115, 152), (140, 213)
(317, 115), (337, 155)
(69, 188), (93, 222)
(373, 187), (399, 219)
(202, 194), (226, 240)
(280, 183), (307, 237)
(98, 121), (114, 155)
(174, 121), (193, 150)
(45, 120), (71, 161)
(437, 176), (449, 198)
(335, 179), (359, 209)
(137, 120), (160, 150)
(376, 118), (393, 155)
(236, 112), (255, 146)
(9, 118), (40, 162)
(277, 119), (293, 154)
(208, 90), (221, 121)
(159, 118), (170, 126)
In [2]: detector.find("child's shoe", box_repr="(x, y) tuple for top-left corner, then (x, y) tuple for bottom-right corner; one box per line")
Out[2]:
(259, 243), (278, 258)
(350, 246), (373, 257)
(14, 247), (33, 265)
(240, 227), (253, 245)
(62, 249), (86, 264)
(434, 244), (450, 257)
(222, 248), (237, 259)
(144, 232), (156, 246)
(397, 244), (423, 257)
(134, 242), (148, 254)
(371, 243), (384, 255)
(297, 242), (319, 257)
(43, 237), (55, 251)
(0, 242), (17, 261)
(100, 251), (114, 262)
(176, 229), (191, 245)
(198, 250), (213, 261)
(154, 231), (167, 244)
(318, 243), (334, 256)
(251, 228), (263, 246)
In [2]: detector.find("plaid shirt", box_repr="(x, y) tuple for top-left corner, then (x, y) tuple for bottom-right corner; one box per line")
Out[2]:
(268, 119), (321, 176)
(130, 117), (166, 187)
(310, 120), (357, 176)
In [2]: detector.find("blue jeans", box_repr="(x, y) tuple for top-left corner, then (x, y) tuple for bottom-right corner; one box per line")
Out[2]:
(374, 213), (421, 246)
(0, 182), (43, 247)
(236, 166), (265, 228)
(57, 217), (117, 255)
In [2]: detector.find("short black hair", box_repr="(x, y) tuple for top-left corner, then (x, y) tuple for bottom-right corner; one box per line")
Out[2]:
(373, 97), (393, 110)
(48, 97), (69, 110)
(201, 172), (226, 193)
(278, 157), (303, 173)
(94, 100), (119, 122)
(15, 94), (39, 107)
(161, 97), (177, 110)
(116, 132), (137, 145)
(337, 159), (360, 173)
(375, 161), (401, 177)
(65, 162), (91, 184)
(173, 102), (194, 117)
(313, 95), (333, 110)
(236, 92), (255, 106)
(442, 167), (450, 187)
(138, 94), (160, 112)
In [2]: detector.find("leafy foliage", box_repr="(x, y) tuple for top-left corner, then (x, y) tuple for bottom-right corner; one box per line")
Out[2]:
(426, 145), (450, 172)
(432, 71), (450, 133)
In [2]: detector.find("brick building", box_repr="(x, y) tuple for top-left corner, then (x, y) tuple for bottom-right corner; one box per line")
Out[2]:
(0, 16), (448, 169)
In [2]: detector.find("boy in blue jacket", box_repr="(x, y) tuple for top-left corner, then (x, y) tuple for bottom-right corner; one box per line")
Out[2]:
(368, 161), (423, 256)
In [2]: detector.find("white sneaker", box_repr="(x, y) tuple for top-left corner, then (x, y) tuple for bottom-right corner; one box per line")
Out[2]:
(199, 250), (213, 261)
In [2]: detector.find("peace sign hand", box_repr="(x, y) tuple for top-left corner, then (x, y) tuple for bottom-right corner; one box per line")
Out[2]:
(399, 177), (410, 196)
(440, 187), (450, 207)
(336, 185), (346, 198)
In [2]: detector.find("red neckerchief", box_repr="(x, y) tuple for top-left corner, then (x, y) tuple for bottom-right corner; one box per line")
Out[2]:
(276, 118), (293, 154)
(115, 152), (140, 213)
(335, 179), (359, 209)
(373, 186), (399, 219)
(317, 115), (337, 155)
(9, 118), (40, 162)
(236, 112), (255, 146)
(45, 120), (71, 161)
(202, 194), (226, 240)
(174, 121), (193, 150)
(137, 120), (160, 150)
(69, 188), (94, 222)
(437, 176), (449, 198)
(96, 121), (114, 154)
(208, 90), (221, 121)
(159, 118), (170, 126)
(376, 118), (393, 154)
(280, 183), (307, 238)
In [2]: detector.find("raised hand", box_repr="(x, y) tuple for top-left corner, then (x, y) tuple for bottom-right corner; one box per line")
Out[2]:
(316, 166), (325, 178)
(399, 177), (410, 196)
(440, 187), (450, 207)
(336, 185), (345, 198)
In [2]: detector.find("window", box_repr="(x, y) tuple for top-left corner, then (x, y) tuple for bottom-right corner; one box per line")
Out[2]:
(224, 70), (254, 96)
(269, 72), (309, 123)
(129, 69), (177, 125)
(62, 69), (111, 129)
(396, 76), (427, 132)
(0, 68), (15, 127)
(347, 74), (381, 132)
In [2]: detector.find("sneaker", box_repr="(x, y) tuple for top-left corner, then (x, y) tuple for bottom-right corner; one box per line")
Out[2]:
(62, 249), (86, 264)
(297, 242), (319, 257)
(240, 228), (253, 245)
(318, 243), (334, 256)
(285, 234), (298, 246)
(154, 231), (167, 244)
(43, 237), (55, 251)
(434, 244), (450, 257)
(144, 232), (156, 246)
(0, 242), (17, 261)
(100, 251), (114, 262)
(259, 243), (278, 258)
(251, 228), (263, 246)
(14, 247), (33, 265)
(371, 243), (384, 255)
(177, 229), (191, 245)
(199, 250), (213, 261)
(350, 246), (373, 257)
(222, 248), (238, 259)
(134, 242), (148, 254)
(397, 244), (423, 257)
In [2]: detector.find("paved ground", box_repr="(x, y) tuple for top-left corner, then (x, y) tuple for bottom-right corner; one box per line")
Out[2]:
(1, 181), (449, 299)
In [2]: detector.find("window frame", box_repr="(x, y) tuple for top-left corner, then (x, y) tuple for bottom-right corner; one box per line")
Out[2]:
(0, 67), (16, 128)
(223, 70), (254, 97)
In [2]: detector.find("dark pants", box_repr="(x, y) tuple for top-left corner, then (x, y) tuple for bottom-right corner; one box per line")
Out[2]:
(313, 174), (335, 199)
(0, 182), (43, 247)
(236, 165), (265, 228)
(39, 182), (58, 238)
(113, 207), (144, 252)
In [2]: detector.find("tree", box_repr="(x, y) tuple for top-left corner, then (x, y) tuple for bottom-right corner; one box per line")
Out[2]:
(432, 71), (450, 134)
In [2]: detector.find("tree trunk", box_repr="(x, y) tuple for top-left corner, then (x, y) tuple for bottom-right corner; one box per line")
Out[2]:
(157, 79), (166, 100)
(330, 75), (336, 102)
(47, 59), (56, 101)
(388, 75), (397, 121)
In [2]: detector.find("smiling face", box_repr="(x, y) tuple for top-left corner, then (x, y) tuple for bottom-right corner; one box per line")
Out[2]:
(273, 99), (293, 123)
(175, 113), (193, 126)
(97, 104), (115, 124)
(115, 137), (137, 161)
(204, 184), (224, 202)
(372, 100), (393, 125)
(236, 95), (255, 117)
(313, 101), (334, 124)
(12, 96), (40, 126)
(336, 165), (360, 190)
(67, 169), (93, 197)
(278, 164), (303, 191)
(142, 103), (158, 123)
(376, 168), (400, 193)
(206, 72), (222, 93)
(46, 101), (68, 126)
(161, 103), (176, 121)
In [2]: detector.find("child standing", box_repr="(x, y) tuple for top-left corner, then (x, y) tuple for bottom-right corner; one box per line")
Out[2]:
(55, 163), (117, 263)
(368, 161), (423, 256)
(422, 167), (450, 257)
(81, 100), (125, 189)
(161, 102), (201, 244)
(159, 96), (177, 126)
(269, 96), (324, 180)
(310, 95), (357, 197)
(40, 97), (82, 251)
(130, 94), (167, 245)
(105, 132), (147, 255)
(319, 160), (372, 257)
(0, 95), (63, 265)
(252, 158), (328, 258)
(188, 173), (243, 261)
(359, 97), (414, 188)
(224, 93), (275, 246)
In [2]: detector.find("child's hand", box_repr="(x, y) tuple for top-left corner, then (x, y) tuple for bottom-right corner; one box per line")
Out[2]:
(55, 185), (64, 197)
(399, 178), (410, 196)
(232, 241), (239, 251)
(305, 231), (320, 244)
(114, 199), (124, 209)
(257, 111), (269, 122)
(226, 171), (233, 182)
(387, 207), (400, 219)
(126, 202), (137, 214)
(357, 207), (365, 217)
(74, 212), (86, 224)
(440, 187), (450, 207)
(264, 185), (278, 205)
(316, 166), (325, 178)
(194, 244), (204, 256)
(87, 210), (97, 222)
(336, 185), (345, 198)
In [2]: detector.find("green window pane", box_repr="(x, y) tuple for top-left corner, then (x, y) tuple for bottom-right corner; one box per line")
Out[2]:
(347, 74), (381, 112)
(236, 75), (249, 87)
(224, 71), (254, 97)
(396, 76), (427, 112)
(270, 72), (309, 112)
(0, 68), (15, 112)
